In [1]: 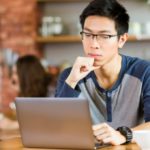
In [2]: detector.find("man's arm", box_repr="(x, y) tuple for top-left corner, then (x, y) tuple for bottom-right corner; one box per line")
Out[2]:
(132, 122), (150, 131)
(55, 67), (80, 97)
(55, 56), (98, 97)
(93, 122), (150, 146)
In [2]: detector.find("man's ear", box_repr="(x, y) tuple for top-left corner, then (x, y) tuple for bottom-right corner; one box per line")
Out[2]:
(118, 33), (128, 48)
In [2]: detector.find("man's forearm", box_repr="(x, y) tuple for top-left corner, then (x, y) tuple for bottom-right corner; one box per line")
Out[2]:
(55, 82), (80, 97)
(130, 122), (150, 143)
(65, 77), (78, 89)
(132, 122), (150, 131)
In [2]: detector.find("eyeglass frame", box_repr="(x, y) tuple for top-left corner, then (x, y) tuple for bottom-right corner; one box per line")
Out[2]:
(80, 31), (119, 43)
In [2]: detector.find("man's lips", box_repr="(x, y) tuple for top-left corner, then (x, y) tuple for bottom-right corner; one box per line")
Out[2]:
(88, 53), (102, 58)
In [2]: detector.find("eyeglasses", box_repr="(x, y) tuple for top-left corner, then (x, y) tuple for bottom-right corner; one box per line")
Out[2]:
(80, 31), (118, 43)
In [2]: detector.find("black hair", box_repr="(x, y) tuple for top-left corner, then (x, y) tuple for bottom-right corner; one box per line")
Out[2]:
(80, 0), (129, 35)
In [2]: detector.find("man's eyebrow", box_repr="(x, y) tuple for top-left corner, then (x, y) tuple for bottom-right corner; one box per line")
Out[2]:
(83, 28), (111, 34)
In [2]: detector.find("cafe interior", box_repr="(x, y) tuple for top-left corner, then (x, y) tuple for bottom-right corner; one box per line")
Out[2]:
(0, 0), (150, 149)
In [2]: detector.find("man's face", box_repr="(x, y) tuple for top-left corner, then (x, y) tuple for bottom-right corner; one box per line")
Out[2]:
(81, 15), (125, 67)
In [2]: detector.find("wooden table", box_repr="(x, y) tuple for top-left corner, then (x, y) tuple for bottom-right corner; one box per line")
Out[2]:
(0, 129), (141, 150)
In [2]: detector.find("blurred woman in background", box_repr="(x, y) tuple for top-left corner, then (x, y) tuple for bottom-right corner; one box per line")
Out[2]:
(0, 55), (54, 130)
(11, 55), (53, 97)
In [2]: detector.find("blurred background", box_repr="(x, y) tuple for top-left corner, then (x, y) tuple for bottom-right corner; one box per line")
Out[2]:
(0, 0), (150, 123)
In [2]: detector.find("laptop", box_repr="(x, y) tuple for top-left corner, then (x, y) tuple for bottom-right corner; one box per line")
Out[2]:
(15, 97), (98, 149)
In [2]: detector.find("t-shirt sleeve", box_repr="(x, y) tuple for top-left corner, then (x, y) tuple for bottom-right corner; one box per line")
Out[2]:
(55, 67), (80, 97)
(142, 65), (150, 122)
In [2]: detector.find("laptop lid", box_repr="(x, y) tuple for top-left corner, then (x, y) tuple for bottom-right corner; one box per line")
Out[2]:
(15, 97), (95, 149)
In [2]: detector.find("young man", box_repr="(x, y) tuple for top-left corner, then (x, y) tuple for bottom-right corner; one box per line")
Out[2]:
(55, 0), (150, 146)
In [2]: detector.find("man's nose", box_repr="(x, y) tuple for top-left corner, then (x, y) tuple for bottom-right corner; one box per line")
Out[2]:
(90, 36), (100, 49)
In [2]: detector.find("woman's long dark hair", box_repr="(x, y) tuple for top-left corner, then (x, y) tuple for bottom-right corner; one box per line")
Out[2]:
(16, 55), (51, 97)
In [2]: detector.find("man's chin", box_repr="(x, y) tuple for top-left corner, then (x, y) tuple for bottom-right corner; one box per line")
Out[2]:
(93, 64), (101, 70)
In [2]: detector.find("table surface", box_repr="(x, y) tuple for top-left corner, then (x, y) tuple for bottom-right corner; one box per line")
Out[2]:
(0, 129), (141, 150)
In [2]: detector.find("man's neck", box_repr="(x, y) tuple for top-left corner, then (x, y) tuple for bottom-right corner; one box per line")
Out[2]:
(94, 55), (122, 90)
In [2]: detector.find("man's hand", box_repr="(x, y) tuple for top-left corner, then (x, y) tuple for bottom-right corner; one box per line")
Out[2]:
(66, 56), (99, 88)
(93, 123), (126, 145)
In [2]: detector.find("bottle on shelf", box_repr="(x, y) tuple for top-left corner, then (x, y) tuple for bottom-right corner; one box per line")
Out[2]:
(129, 22), (141, 36)
(40, 16), (55, 36)
(47, 16), (55, 35)
(53, 16), (63, 35)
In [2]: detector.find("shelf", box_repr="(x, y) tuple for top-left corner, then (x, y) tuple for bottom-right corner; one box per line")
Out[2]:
(36, 35), (82, 43)
(127, 35), (150, 42)
(36, 35), (150, 43)
(127, 35), (137, 41)
(37, 0), (90, 2)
